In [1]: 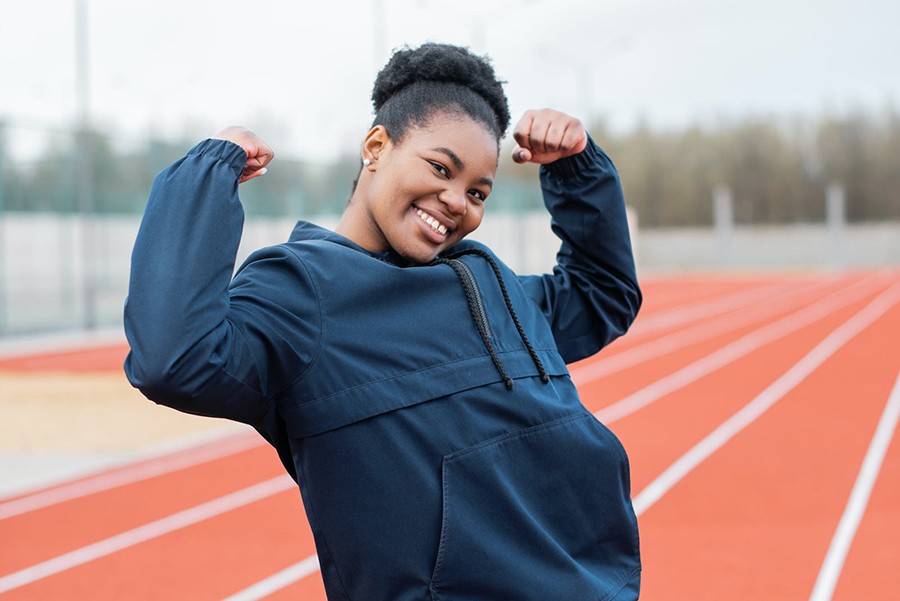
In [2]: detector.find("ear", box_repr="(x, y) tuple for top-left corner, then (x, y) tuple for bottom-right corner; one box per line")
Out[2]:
(362, 125), (390, 168)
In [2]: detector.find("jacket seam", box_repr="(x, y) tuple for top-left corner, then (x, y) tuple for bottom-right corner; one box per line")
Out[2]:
(598, 566), (642, 601)
(294, 459), (354, 600)
(186, 359), (274, 427)
(271, 245), (327, 397)
(284, 347), (563, 410)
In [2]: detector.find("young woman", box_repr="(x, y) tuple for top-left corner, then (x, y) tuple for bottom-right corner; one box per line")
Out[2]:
(125, 43), (642, 600)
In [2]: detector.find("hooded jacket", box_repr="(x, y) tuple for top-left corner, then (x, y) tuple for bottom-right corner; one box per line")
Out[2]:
(124, 135), (642, 600)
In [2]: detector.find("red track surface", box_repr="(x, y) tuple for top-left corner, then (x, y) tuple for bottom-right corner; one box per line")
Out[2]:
(1, 271), (898, 600)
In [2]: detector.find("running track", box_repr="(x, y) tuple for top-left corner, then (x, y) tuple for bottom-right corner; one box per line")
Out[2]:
(1, 271), (898, 600)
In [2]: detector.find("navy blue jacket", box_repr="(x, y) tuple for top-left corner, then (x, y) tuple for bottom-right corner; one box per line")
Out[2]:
(124, 136), (642, 600)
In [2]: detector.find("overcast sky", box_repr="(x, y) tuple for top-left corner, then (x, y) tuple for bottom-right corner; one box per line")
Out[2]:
(1, 0), (898, 162)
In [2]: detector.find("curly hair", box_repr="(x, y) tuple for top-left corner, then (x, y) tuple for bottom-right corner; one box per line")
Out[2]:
(370, 43), (510, 144)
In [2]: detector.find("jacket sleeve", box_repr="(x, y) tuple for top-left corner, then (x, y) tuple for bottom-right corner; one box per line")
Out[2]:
(123, 139), (319, 436)
(517, 135), (642, 364)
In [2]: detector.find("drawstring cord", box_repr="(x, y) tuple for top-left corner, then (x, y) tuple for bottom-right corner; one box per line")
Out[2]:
(452, 249), (551, 384)
(433, 249), (551, 389)
(432, 256), (514, 390)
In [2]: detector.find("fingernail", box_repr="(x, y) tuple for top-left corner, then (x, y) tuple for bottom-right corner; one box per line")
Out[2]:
(518, 150), (527, 161)
(259, 168), (268, 176)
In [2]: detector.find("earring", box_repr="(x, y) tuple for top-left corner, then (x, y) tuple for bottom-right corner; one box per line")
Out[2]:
(363, 158), (371, 166)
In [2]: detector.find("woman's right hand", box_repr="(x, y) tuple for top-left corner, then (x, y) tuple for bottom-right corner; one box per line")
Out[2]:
(213, 126), (274, 184)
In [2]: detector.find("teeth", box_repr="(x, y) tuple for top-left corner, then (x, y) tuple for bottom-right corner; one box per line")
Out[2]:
(416, 209), (448, 236)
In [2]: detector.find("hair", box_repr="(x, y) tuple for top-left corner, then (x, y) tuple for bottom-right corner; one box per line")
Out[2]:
(370, 43), (510, 145)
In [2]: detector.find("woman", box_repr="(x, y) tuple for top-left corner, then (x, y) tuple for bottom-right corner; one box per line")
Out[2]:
(125, 43), (642, 600)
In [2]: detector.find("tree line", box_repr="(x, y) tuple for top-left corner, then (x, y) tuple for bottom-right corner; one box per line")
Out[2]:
(1, 107), (898, 227)
(590, 107), (900, 226)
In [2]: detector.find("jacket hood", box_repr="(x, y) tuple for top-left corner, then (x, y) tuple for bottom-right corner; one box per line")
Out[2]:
(289, 220), (478, 268)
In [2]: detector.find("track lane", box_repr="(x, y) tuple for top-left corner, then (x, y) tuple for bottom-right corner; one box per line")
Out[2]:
(629, 283), (900, 600)
(0, 344), (129, 372)
(608, 288), (888, 493)
(0, 442), (285, 575)
(571, 274), (855, 387)
(626, 277), (817, 339)
(1, 485), (314, 600)
(0, 431), (262, 518)
(579, 275), (883, 421)
(583, 274), (889, 421)
(635, 274), (783, 312)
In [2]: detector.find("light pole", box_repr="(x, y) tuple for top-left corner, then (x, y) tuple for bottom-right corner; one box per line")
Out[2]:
(0, 121), (6, 335)
(75, 0), (97, 329)
(536, 36), (633, 125)
(373, 0), (389, 73)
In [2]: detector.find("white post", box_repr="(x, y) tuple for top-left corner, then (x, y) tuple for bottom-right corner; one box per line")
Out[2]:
(626, 205), (639, 273)
(827, 182), (847, 269)
(714, 184), (733, 267)
(0, 121), (6, 335)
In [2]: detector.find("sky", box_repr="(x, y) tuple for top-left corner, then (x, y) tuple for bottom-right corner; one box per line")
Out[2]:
(1, 0), (898, 163)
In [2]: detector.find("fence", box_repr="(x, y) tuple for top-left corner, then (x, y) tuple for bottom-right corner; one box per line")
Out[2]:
(1, 210), (898, 337)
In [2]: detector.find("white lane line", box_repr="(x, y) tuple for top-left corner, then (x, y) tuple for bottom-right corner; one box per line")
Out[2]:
(632, 281), (900, 518)
(808, 368), (900, 601)
(222, 556), (321, 601)
(572, 276), (854, 385)
(628, 279), (811, 337)
(0, 432), (263, 520)
(594, 274), (887, 425)
(0, 475), (295, 594)
(0, 425), (254, 503)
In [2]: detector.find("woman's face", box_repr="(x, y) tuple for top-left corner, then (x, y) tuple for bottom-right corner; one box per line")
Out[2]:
(348, 113), (499, 264)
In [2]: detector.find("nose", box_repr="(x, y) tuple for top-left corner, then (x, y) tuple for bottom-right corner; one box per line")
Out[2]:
(439, 188), (467, 216)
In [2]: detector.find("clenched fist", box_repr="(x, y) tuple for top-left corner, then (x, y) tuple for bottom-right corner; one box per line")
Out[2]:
(213, 126), (275, 184)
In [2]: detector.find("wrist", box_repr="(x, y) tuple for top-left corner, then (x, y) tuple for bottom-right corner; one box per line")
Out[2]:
(543, 134), (601, 178)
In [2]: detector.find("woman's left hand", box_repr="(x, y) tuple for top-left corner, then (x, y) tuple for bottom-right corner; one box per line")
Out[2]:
(511, 109), (588, 165)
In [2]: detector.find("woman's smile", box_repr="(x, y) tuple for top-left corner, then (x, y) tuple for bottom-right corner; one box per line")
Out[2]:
(414, 205), (451, 239)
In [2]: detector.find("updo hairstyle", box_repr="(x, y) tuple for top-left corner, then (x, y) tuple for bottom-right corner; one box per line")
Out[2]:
(371, 43), (510, 145)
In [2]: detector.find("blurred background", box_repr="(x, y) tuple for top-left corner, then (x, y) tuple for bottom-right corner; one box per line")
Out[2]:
(0, 0), (898, 336)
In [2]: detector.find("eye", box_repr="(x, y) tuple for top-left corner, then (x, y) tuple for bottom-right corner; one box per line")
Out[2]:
(468, 189), (487, 202)
(429, 161), (449, 177)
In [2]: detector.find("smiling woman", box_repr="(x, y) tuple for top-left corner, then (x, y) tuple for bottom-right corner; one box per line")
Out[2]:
(123, 42), (642, 600)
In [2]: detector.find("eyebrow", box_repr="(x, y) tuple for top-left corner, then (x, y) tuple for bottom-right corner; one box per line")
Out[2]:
(431, 147), (494, 188)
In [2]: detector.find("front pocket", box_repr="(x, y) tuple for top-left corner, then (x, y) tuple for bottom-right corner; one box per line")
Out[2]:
(429, 413), (640, 601)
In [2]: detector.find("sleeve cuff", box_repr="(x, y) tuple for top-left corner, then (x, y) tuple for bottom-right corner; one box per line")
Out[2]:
(541, 134), (604, 179)
(186, 138), (249, 178)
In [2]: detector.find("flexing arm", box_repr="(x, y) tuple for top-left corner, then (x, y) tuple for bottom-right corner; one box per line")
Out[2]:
(513, 110), (642, 363)
(124, 129), (313, 429)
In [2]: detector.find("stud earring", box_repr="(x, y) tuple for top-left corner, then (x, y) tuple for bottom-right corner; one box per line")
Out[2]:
(363, 158), (371, 166)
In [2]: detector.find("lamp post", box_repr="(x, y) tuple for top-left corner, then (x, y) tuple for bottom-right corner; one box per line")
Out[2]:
(0, 121), (6, 334)
(75, 0), (97, 329)
(536, 36), (633, 125)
